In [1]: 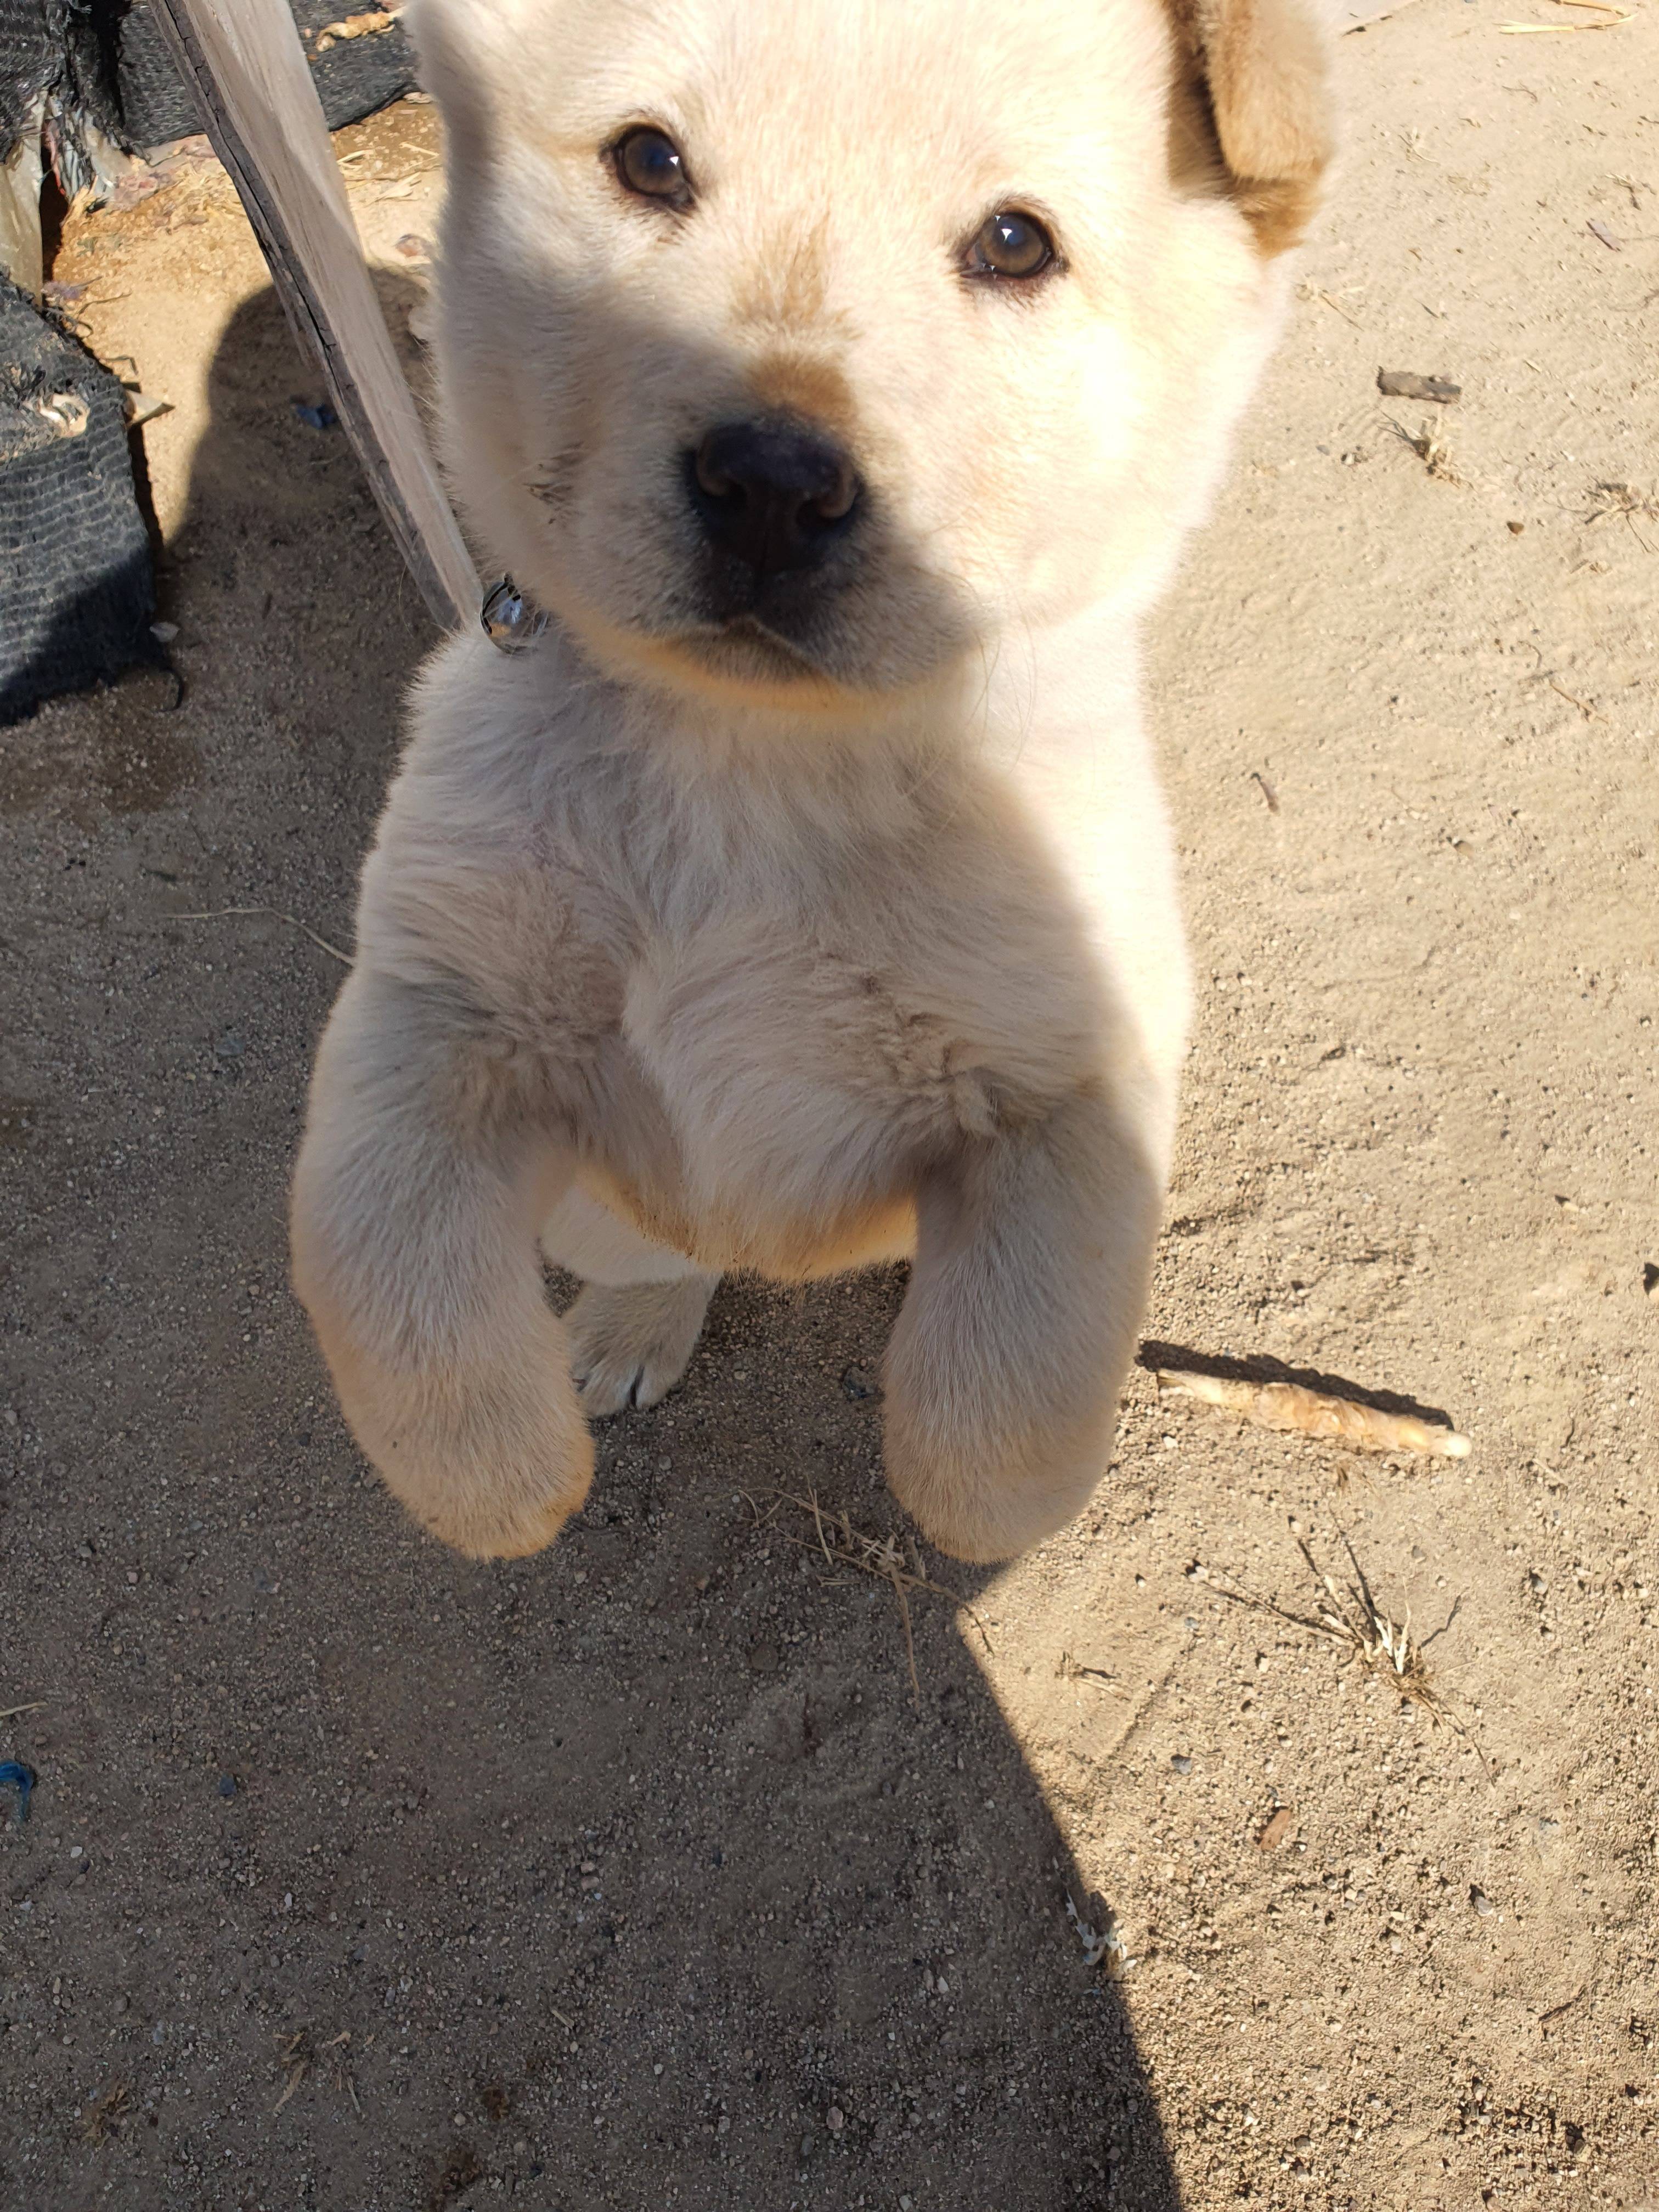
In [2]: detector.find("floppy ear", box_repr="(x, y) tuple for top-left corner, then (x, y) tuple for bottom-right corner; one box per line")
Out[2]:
(1167, 0), (1334, 254)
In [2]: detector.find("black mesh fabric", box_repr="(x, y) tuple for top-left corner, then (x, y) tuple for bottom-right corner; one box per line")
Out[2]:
(2, 0), (417, 166)
(0, 0), (61, 152)
(0, 279), (161, 724)
(114, 0), (418, 151)
(1, 0), (127, 193)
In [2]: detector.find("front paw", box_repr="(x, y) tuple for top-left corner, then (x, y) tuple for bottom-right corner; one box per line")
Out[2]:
(881, 1373), (1114, 1563)
(566, 1277), (715, 1415)
(394, 1422), (596, 1560)
(329, 1338), (596, 1560)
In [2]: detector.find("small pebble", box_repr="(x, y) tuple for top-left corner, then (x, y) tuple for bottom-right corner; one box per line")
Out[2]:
(1470, 1886), (1495, 1917)
(1171, 1754), (1193, 1776)
(217, 1774), (237, 1799)
(840, 1365), (879, 1402)
(826, 2106), (844, 2133)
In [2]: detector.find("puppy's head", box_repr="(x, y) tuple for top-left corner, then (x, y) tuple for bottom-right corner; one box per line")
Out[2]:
(410, 0), (1330, 712)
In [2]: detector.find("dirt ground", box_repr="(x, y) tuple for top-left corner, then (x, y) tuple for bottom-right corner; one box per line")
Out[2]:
(3, 2), (1658, 2205)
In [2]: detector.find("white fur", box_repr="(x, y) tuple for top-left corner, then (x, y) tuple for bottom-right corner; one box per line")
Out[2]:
(291, 0), (1330, 1561)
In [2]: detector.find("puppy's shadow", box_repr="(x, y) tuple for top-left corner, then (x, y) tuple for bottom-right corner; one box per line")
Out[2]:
(28, 276), (1183, 2210)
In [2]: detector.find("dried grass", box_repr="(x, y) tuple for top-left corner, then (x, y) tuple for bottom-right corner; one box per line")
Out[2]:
(1201, 1525), (1489, 1773)
(1386, 414), (1466, 486)
(79, 2081), (132, 2145)
(272, 2027), (360, 2115)
(1584, 481), (1657, 553)
(741, 1489), (990, 1707)
(1065, 1891), (1130, 1975)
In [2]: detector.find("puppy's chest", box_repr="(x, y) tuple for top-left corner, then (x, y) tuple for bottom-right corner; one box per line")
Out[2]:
(616, 899), (1088, 1189)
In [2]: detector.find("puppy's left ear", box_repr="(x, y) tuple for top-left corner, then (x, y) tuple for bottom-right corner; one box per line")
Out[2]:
(1169, 0), (1335, 254)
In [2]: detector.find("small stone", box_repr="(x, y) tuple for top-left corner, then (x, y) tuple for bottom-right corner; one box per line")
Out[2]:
(126, 1568), (139, 1585)
(1257, 1807), (1294, 1850)
(214, 1030), (246, 1060)
(217, 1773), (237, 1798)
(1470, 1886), (1495, 1917)
(840, 1364), (879, 1402)
(748, 1641), (778, 1673)
(826, 2106), (844, 2133)
(798, 2131), (814, 2160)
(1171, 1754), (1193, 1776)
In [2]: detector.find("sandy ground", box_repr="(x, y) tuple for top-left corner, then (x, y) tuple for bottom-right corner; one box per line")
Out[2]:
(3, 3), (1658, 2206)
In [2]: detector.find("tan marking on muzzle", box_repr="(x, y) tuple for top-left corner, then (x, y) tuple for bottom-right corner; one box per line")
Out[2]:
(746, 352), (860, 442)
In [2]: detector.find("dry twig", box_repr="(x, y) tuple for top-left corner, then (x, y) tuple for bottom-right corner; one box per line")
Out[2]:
(1500, 0), (1632, 26)
(1156, 1369), (1469, 1458)
(175, 907), (352, 964)
(741, 1489), (990, 1707)
(1547, 676), (1604, 721)
(273, 2030), (312, 2113)
(314, 6), (402, 48)
(321, 2030), (362, 2116)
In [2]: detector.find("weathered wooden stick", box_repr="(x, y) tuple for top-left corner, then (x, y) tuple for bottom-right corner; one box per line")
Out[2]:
(1156, 1369), (1470, 1458)
(148, 0), (478, 631)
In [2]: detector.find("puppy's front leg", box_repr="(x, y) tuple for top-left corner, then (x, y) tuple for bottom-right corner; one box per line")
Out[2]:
(882, 1088), (1161, 1563)
(291, 967), (593, 1558)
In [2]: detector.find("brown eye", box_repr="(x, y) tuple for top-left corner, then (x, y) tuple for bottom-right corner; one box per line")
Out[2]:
(964, 208), (1056, 281)
(614, 126), (693, 210)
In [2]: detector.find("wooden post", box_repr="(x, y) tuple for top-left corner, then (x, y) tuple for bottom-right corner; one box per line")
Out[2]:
(146, 0), (478, 633)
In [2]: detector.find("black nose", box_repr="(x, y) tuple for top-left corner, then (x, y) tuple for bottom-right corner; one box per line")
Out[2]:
(687, 418), (861, 581)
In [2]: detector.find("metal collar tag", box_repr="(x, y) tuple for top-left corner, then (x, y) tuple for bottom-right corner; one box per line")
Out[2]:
(481, 577), (550, 652)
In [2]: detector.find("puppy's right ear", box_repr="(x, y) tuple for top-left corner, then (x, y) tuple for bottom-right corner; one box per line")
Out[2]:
(1166, 0), (1334, 255)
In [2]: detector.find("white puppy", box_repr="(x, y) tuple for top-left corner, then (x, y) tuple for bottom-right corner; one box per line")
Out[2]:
(291, 0), (1330, 1561)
